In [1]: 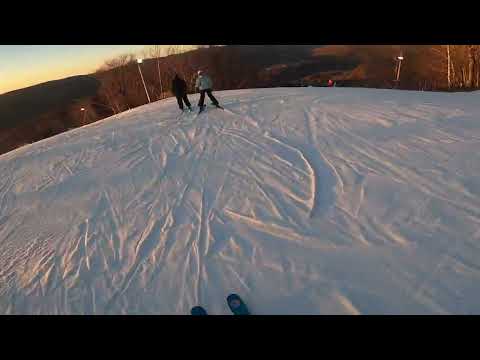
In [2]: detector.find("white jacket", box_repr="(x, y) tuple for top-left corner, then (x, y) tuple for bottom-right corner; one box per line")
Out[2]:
(196, 75), (213, 91)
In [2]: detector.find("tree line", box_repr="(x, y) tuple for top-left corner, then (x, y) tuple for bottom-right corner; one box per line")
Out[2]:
(90, 45), (480, 120)
(393, 45), (480, 90)
(91, 45), (262, 116)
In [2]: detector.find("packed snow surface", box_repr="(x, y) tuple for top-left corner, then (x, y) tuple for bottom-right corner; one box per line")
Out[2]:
(1, 87), (480, 314)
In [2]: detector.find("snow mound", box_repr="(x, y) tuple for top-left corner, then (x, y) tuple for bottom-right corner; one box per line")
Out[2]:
(1, 87), (480, 314)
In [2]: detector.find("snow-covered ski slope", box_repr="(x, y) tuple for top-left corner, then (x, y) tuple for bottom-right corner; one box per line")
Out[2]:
(1, 87), (480, 314)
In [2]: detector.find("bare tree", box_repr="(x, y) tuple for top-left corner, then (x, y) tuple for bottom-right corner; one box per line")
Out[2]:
(428, 45), (453, 89)
(451, 45), (480, 89)
(94, 52), (149, 112)
(99, 53), (136, 99)
(477, 49), (480, 88)
(466, 45), (476, 88)
(447, 45), (452, 89)
(95, 76), (123, 114)
(142, 45), (200, 99)
(147, 45), (165, 100)
(430, 45), (480, 89)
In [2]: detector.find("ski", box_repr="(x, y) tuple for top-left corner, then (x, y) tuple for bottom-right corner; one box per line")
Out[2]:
(191, 306), (208, 315)
(226, 294), (250, 315)
(198, 104), (224, 114)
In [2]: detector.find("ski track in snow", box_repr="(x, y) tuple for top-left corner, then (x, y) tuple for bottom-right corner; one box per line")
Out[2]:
(1, 88), (480, 314)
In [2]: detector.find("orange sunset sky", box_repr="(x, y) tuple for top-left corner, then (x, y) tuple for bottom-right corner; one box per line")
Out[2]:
(0, 45), (195, 94)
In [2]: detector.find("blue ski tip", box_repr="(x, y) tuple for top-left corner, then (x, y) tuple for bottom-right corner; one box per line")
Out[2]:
(227, 294), (250, 315)
(191, 306), (208, 315)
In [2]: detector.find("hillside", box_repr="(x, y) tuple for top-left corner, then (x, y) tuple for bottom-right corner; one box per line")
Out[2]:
(2, 45), (466, 157)
(1, 87), (479, 314)
(0, 75), (100, 154)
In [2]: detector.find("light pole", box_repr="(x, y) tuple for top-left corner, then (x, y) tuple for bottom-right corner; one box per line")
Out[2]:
(395, 55), (404, 84)
(80, 107), (87, 123)
(137, 58), (151, 103)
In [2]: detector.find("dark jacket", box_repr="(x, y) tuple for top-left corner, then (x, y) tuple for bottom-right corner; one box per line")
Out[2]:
(172, 75), (187, 96)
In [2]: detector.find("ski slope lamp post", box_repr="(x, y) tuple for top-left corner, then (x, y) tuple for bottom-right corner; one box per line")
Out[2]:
(395, 55), (404, 88)
(80, 107), (87, 123)
(137, 58), (151, 104)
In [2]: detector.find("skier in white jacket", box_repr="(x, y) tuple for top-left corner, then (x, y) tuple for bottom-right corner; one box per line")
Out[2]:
(195, 70), (220, 110)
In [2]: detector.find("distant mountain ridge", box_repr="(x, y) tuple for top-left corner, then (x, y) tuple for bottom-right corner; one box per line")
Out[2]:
(0, 75), (99, 154)
(0, 75), (99, 130)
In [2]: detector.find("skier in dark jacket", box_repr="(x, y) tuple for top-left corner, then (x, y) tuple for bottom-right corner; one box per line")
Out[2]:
(172, 73), (192, 111)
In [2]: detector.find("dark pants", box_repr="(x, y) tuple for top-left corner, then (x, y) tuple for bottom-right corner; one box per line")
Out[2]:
(176, 94), (191, 110)
(198, 89), (218, 107)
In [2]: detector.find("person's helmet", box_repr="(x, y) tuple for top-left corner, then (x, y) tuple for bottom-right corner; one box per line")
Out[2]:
(197, 70), (203, 75)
